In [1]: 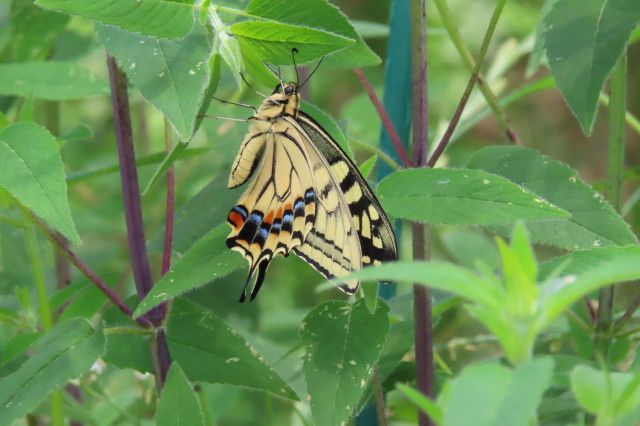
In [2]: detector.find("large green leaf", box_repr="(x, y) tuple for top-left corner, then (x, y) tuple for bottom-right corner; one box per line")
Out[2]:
(571, 365), (640, 419)
(0, 319), (104, 425)
(10, 0), (69, 61)
(302, 299), (389, 426)
(97, 22), (213, 140)
(438, 358), (554, 426)
(156, 363), (205, 426)
(35, 0), (195, 39)
(244, 0), (380, 67)
(231, 20), (354, 65)
(542, 0), (640, 133)
(0, 62), (109, 100)
(466, 146), (637, 249)
(334, 261), (503, 308)
(0, 123), (80, 242)
(300, 101), (353, 158)
(166, 299), (297, 399)
(377, 168), (568, 225)
(538, 246), (640, 325)
(135, 224), (244, 318)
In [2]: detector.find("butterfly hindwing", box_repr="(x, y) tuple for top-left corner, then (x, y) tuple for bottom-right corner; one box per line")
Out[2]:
(294, 113), (397, 267)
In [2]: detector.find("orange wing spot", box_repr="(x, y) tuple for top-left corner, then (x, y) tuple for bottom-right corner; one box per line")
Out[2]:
(264, 211), (275, 223)
(228, 211), (245, 229)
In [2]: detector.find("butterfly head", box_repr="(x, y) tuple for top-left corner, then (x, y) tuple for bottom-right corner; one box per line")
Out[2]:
(258, 82), (300, 118)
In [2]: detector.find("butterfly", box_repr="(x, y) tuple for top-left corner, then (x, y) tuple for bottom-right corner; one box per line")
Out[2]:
(224, 59), (397, 302)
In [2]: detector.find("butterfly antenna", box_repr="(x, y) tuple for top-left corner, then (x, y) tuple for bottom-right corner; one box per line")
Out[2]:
(240, 72), (269, 98)
(212, 96), (257, 112)
(299, 56), (324, 88)
(291, 47), (300, 86)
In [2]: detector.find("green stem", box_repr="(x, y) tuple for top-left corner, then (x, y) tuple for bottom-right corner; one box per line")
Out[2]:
(595, 52), (627, 356)
(25, 222), (64, 426)
(432, 0), (518, 144)
(427, 0), (509, 167)
(349, 139), (401, 171)
(599, 93), (640, 137)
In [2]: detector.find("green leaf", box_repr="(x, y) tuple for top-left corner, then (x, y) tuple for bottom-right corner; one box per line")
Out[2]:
(0, 62), (109, 100)
(525, 0), (556, 77)
(396, 383), (443, 425)
(166, 298), (297, 399)
(302, 299), (389, 426)
(102, 298), (153, 374)
(209, 8), (244, 86)
(300, 101), (353, 158)
(142, 142), (188, 195)
(438, 358), (554, 426)
(134, 224), (245, 318)
(58, 124), (93, 145)
(231, 20), (354, 65)
(245, 0), (380, 67)
(358, 155), (377, 179)
(377, 168), (568, 225)
(97, 21), (213, 140)
(0, 123), (80, 242)
(571, 365), (640, 417)
(10, 0), (69, 61)
(156, 363), (204, 426)
(466, 146), (637, 249)
(498, 223), (538, 317)
(335, 261), (503, 308)
(0, 318), (104, 425)
(35, 0), (195, 39)
(538, 246), (640, 327)
(542, 0), (640, 134)
(133, 223), (246, 318)
(351, 20), (389, 39)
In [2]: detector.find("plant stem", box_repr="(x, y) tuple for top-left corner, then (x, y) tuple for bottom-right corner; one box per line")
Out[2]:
(349, 139), (401, 171)
(24, 223), (64, 426)
(410, 1), (434, 426)
(107, 56), (171, 388)
(162, 118), (175, 276)
(596, 52), (627, 355)
(353, 68), (412, 168)
(427, 0), (508, 168)
(599, 93), (640, 138)
(33, 218), (149, 328)
(432, 0), (518, 144)
(372, 367), (388, 426)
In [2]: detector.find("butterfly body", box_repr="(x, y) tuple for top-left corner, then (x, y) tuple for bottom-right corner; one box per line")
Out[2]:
(226, 82), (397, 301)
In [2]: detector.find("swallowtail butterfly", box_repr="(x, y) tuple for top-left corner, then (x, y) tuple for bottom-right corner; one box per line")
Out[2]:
(225, 59), (397, 301)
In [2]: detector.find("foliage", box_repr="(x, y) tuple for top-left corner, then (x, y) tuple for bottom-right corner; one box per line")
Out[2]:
(0, 0), (639, 425)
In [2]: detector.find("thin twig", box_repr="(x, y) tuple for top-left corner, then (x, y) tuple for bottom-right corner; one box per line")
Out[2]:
(107, 55), (171, 388)
(372, 367), (388, 426)
(34, 220), (150, 328)
(162, 118), (175, 276)
(353, 68), (412, 168)
(427, 0), (508, 168)
(613, 289), (640, 331)
(432, 0), (519, 145)
(595, 52), (627, 356)
(410, 1), (435, 426)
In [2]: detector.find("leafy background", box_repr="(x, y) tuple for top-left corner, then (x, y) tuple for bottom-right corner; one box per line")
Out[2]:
(0, 0), (639, 425)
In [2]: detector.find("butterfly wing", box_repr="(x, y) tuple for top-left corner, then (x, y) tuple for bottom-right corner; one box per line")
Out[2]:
(291, 113), (397, 277)
(226, 120), (316, 300)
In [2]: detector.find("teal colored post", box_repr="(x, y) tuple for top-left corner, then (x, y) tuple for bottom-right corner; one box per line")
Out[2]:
(356, 1), (412, 425)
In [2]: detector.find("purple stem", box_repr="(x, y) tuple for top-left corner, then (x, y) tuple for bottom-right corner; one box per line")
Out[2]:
(107, 56), (171, 387)
(161, 121), (175, 276)
(354, 68), (413, 168)
(411, 1), (435, 425)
